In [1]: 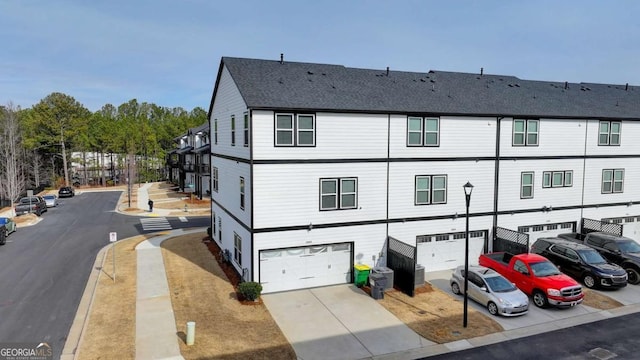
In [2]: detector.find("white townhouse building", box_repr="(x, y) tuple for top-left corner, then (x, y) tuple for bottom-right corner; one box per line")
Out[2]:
(168, 123), (211, 198)
(207, 56), (640, 294)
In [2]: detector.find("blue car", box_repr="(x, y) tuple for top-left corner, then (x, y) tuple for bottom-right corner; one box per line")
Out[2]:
(0, 217), (17, 244)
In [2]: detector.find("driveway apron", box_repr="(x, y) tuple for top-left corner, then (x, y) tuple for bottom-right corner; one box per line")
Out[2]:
(263, 285), (431, 360)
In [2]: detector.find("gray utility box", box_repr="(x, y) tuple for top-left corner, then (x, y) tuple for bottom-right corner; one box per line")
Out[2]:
(369, 273), (386, 300)
(415, 265), (425, 287)
(372, 266), (394, 290)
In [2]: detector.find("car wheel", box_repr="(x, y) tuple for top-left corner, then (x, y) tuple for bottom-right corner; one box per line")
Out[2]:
(0, 236), (5, 245)
(626, 267), (640, 285)
(451, 282), (461, 295)
(583, 274), (596, 289)
(532, 290), (548, 308)
(487, 302), (499, 316)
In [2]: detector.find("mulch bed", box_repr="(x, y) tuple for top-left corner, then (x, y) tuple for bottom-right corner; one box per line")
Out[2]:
(202, 236), (262, 305)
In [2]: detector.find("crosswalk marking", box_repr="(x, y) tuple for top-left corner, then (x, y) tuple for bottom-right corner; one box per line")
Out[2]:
(140, 217), (172, 231)
(179, 216), (188, 222)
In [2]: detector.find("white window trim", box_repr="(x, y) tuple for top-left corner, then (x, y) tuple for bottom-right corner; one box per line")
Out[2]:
(602, 169), (624, 193)
(296, 114), (316, 146)
(599, 120), (621, 146)
(214, 119), (218, 144)
(275, 113), (315, 147)
(513, 119), (539, 146)
(275, 113), (294, 146)
(213, 167), (219, 192)
(243, 112), (249, 147)
(320, 177), (357, 211)
(415, 175), (447, 205)
(521, 172), (534, 199)
(231, 115), (236, 146)
(240, 177), (245, 210)
(407, 116), (440, 147)
(234, 232), (242, 266)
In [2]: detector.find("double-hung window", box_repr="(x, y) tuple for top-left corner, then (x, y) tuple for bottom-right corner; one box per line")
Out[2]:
(521, 172), (534, 198)
(275, 113), (315, 146)
(602, 169), (624, 193)
(513, 119), (539, 146)
(415, 175), (447, 205)
(231, 115), (236, 146)
(214, 119), (218, 145)
(243, 112), (249, 147)
(543, 171), (573, 188)
(212, 167), (219, 192)
(407, 117), (439, 146)
(598, 121), (621, 146)
(233, 233), (242, 266)
(320, 178), (357, 210)
(239, 177), (245, 210)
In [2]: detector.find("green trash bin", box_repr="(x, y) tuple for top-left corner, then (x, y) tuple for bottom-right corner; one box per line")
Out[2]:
(354, 264), (371, 287)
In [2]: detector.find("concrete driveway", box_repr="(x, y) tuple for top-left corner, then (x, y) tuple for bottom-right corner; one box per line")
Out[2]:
(262, 284), (433, 360)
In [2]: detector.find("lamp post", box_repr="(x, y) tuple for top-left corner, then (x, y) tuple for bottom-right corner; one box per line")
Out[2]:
(463, 181), (474, 328)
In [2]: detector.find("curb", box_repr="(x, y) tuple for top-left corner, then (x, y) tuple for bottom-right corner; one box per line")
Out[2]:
(60, 243), (110, 360)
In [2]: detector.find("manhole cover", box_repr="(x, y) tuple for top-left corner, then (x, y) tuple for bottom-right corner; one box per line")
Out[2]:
(589, 347), (617, 360)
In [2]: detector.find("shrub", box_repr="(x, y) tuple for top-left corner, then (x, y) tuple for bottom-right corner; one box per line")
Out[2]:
(238, 281), (263, 301)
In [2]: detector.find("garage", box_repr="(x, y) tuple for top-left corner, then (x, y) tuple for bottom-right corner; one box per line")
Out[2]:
(417, 231), (487, 272)
(518, 222), (576, 246)
(259, 243), (353, 293)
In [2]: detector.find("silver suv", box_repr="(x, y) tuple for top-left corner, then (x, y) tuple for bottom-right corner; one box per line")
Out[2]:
(450, 265), (529, 317)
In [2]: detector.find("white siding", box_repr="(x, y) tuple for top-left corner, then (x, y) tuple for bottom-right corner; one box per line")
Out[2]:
(497, 159), (585, 212)
(252, 111), (389, 160)
(388, 216), (493, 245)
(390, 115), (497, 158)
(499, 118), (587, 157)
(253, 224), (387, 282)
(388, 161), (495, 219)
(210, 66), (249, 159)
(583, 158), (640, 205)
(211, 203), (251, 276)
(252, 163), (387, 229)
(212, 156), (251, 226)
(585, 120), (640, 155)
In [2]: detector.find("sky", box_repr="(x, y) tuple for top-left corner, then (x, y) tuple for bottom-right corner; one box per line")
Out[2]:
(2, 0), (640, 112)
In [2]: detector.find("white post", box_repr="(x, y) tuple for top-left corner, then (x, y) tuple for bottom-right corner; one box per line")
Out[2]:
(186, 321), (196, 345)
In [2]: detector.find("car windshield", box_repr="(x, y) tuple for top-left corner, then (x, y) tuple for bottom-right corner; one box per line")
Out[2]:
(484, 275), (516, 293)
(619, 240), (640, 253)
(578, 249), (607, 264)
(529, 261), (561, 277)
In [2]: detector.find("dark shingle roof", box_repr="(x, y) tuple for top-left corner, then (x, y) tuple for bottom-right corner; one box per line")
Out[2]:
(220, 57), (640, 119)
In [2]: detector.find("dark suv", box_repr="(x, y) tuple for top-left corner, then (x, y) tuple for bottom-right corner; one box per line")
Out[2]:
(531, 237), (627, 289)
(58, 186), (75, 198)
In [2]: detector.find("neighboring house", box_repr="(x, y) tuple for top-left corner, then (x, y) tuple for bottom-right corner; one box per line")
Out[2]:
(207, 56), (640, 294)
(168, 123), (211, 199)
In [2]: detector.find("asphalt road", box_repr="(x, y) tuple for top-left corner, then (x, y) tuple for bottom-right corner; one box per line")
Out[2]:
(425, 311), (640, 360)
(0, 191), (209, 359)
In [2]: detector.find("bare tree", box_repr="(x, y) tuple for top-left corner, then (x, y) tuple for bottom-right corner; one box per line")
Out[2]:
(0, 103), (26, 202)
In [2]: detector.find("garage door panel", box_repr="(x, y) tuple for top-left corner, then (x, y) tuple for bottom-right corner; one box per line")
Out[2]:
(417, 232), (486, 272)
(260, 243), (352, 294)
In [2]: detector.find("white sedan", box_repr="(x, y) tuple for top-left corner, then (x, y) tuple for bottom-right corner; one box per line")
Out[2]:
(42, 194), (58, 208)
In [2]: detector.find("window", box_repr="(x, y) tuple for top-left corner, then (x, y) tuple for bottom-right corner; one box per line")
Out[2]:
(602, 169), (624, 193)
(212, 211), (216, 239)
(513, 119), (539, 146)
(214, 119), (218, 144)
(240, 177), (245, 210)
(217, 217), (221, 241)
(213, 167), (219, 192)
(599, 121), (621, 146)
(234, 233), (242, 266)
(243, 112), (249, 147)
(521, 172), (534, 199)
(407, 117), (439, 146)
(415, 175), (447, 205)
(320, 178), (357, 210)
(543, 171), (573, 188)
(275, 113), (315, 146)
(231, 115), (235, 146)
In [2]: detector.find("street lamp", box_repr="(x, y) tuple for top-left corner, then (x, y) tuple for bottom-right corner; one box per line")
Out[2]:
(463, 181), (474, 328)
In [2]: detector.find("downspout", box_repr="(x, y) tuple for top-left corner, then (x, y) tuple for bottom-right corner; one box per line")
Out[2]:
(249, 109), (255, 282)
(580, 119), (588, 224)
(385, 114), (391, 262)
(492, 117), (504, 253)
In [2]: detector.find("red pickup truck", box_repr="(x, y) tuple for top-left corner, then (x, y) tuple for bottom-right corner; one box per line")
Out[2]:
(478, 252), (584, 308)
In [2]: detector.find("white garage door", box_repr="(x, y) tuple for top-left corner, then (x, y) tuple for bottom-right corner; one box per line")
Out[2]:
(518, 222), (576, 247)
(417, 231), (486, 272)
(259, 243), (352, 293)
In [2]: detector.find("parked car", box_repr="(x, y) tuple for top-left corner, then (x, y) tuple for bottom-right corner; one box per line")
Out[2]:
(450, 265), (529, 316)
(531, 237), (627, 289)
(559, 232), (640, 285)
(478, 252), (584, 308)
(58, 186), (75, 198)
(0, 217), (16, 244)
(42, 194), (58, 208)
(14, 196), (48, 216)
